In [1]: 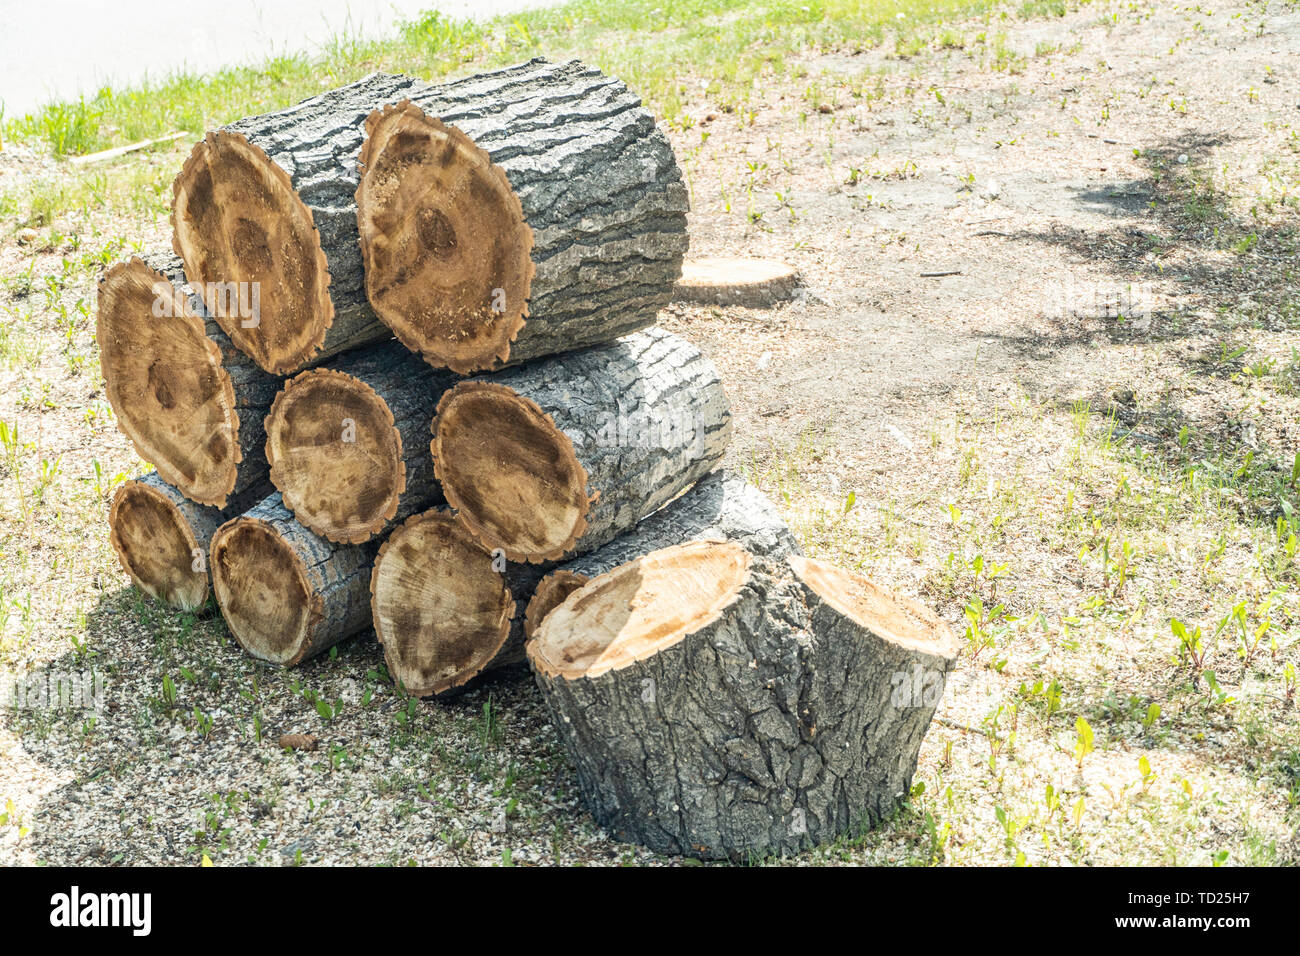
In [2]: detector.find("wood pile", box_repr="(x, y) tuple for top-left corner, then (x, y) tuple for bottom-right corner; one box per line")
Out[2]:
(98, 60), (955, 860)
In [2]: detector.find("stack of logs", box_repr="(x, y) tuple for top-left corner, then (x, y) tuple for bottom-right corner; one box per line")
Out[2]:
(97, 59), (957, 861)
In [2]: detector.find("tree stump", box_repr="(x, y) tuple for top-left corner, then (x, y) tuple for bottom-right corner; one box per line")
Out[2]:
(527, 541), (959, 860)
(170, 72), (426, 374)
(108, 472), (266, 611)
(210, 492), (379, 665)
(264, 339), (454, 543)
(672, 258), (801, 307)
(96, 255), (282, 507)
(356, 58), (689, 374)
(431, 328), (731, 564)
(524, 469), (798, 637)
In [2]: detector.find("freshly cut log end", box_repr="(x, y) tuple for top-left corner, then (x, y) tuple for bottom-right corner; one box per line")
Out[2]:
(171, 130), (334, 375)
(96, 258), (243, 507)
(210, 493), (377, 666)
(528, 542), (959, 860)
(529, 541), (751, 680)
(523, 470), (800, 637)
(356, 102), (533, 375)
(788, 554), (957, 659)
(108, 474), (218, 611)
(266, 340), (453, 544)
(672, 257), (801, 307)
(432, 381), (590, 563)
(265, 368), (404, 544)
(370, 510), (516, 697)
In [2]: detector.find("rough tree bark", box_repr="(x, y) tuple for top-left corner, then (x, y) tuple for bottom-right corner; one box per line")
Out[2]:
(527, 541), (959, 860)
(210, 492), (379, 665)
(96, 255), (282, 507)
(263, 339), (454, 544)
(170, 72), (427, 374)
(431, 327), (731, 564)
(523, 469), (799, 637)
(108, 471), (267, 611)
(356, 58), (689, 374)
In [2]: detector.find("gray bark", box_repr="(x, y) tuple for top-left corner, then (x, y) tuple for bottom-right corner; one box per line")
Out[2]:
(530, 553), (958, 860)
(442, 327), (732, 562)
(399, 58), (689, 366)
(551, 469), (799, 577)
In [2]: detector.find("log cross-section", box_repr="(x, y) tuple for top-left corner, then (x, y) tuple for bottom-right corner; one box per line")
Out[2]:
(210, 492), (379, 665)
(96, 254), (281, 507)
(369, 508), (546, 697)
(264, 340), (454, 543)
(356, 58), (689, 373)
(431, 328), (732, 563)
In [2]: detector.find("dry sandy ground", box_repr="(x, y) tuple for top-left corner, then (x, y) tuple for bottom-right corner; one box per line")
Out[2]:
(1, 0), (1298, 865)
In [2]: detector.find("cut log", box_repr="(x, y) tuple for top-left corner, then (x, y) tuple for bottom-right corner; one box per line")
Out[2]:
(527, 541), (959, 860)
(369, 509), (544, 697)
(356, 58), (689, 374)
(210, 492), (378, 665)
(370, 470), (794, 698)
(524, 469), (799, 638)
(96, 255), (282, 507)
(672, 257), (801, 307)
(264, 340), (454, 544)
(108, 471), (266, 611)
(431, 328), (731, 564)
(170, 72), (429, 374)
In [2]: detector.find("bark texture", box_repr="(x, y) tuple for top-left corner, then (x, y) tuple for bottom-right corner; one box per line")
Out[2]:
(527, 544), (959, 860)
(357, 58), (689, 373)
(432, 327), (731, 563)
(171, 72), (424, 373)
(524, 469), (799, 637)
(210, 492), (380, 665)
(265, 339), (454, 543)
(96, 254), (282, 507)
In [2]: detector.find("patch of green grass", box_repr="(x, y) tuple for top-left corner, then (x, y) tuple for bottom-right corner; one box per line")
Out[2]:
(1018, 0), (1068, 18)
(3, 0), (999, 155)
(6, 92), (109, 155)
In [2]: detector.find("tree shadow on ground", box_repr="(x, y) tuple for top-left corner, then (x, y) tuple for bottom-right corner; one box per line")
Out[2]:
(986, 128), (1300, 523)
(6, 583), (536, 864)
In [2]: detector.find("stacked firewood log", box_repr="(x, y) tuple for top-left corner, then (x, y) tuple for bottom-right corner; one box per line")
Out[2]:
(97, 60), (956, 860)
